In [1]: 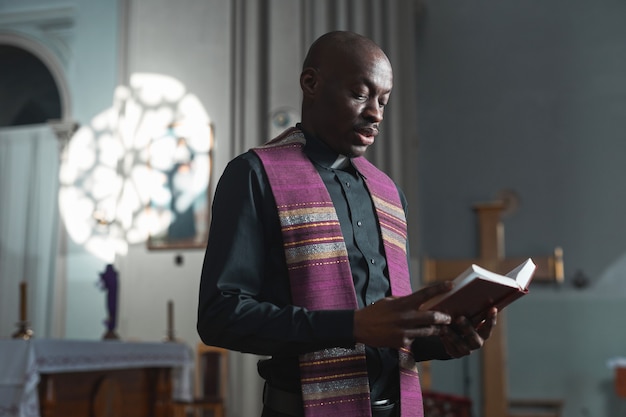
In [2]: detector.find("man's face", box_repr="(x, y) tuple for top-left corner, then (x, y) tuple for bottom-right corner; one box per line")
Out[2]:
(311, 52), (393, 157)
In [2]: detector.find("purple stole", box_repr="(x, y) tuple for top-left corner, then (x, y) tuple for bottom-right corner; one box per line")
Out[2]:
(252, 127), (423, 417)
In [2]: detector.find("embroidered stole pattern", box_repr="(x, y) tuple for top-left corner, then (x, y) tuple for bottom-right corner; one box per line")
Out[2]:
(253, 128), (422, 417)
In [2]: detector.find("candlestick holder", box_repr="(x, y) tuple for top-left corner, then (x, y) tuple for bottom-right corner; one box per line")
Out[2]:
(163, 329), (177, 343)
(103, 329), (120, 340)
(12, 320), (34, 340)
(163, 300), (177, 342)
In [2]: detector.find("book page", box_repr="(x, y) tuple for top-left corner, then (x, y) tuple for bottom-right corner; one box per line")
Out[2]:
(455, 264), (519, 289)
(505, 258), (536, 290)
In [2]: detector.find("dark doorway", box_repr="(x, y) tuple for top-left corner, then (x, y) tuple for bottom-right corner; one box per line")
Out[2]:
(0, 45), (62, 127)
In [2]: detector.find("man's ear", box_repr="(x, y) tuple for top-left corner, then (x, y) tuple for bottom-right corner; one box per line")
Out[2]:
(300, 67), (319, 98)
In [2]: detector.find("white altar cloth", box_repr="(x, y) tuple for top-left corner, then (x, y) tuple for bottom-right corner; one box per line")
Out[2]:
(0, 339), (193, 417)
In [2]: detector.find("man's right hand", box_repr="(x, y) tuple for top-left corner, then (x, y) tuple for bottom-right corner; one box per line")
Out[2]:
(353, 282), (453, 349)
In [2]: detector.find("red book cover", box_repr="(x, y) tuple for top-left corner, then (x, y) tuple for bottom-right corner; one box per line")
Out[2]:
(420, 258), (536, 321)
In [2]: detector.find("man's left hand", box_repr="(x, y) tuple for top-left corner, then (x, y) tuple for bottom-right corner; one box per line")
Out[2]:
(439, 307), (497, 358)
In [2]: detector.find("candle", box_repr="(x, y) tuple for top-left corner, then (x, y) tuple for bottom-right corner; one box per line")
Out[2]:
(19, 281), (27, 322)
(167, 300), (173, 333)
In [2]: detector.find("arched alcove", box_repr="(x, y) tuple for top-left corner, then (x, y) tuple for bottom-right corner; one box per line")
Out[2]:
(0, 32), (72, 126)
(0, 44), (61, 126)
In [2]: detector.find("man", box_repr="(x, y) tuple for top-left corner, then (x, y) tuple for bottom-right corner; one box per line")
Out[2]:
(197, 31), (496, 417)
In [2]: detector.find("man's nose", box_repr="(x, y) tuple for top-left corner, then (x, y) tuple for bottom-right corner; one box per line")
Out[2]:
(364, 100), (384, 122)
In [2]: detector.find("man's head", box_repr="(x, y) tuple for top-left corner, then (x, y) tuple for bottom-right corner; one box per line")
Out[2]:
(299, 31), (393, 157)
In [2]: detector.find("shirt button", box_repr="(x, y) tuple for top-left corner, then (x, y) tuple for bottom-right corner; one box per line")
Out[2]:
(357, 221), (362, 227)
(370, 259), (375, 264)
(345, 181), (350, 188)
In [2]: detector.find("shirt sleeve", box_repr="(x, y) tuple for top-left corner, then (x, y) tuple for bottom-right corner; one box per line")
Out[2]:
(197, 152), (355, 356)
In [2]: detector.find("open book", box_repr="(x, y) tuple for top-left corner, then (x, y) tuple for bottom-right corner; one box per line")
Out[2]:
(420, 258), (537, 321)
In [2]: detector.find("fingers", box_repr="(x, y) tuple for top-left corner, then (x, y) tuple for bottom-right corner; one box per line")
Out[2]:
(400, 325), (445, 347)
(403, 324), (446, 340)
(376, 294), (452, 326)
(441, 308), (499, 358)
(453, 316), (483, 351)
(403, 281), (453, 308)
(353, 293), (453, 348)
(476, 307), (497, 340)
(440, 326), (471, 358)
(353, 283), (473, 349)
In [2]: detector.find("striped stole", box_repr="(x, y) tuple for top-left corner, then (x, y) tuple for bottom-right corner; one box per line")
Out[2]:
(253, 127), (423, 417)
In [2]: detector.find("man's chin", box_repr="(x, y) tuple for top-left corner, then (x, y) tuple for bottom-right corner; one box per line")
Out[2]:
(348, 145), (369, 158)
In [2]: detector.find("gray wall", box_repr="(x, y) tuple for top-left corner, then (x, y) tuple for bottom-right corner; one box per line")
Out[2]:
(415, 0), (626, 415)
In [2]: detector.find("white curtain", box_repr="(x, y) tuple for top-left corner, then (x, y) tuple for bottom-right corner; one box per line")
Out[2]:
(0, 124), (59, 340)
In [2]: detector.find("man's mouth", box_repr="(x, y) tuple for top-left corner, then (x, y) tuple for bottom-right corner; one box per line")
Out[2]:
(354, 126), (379, 147)
(356, 126), (379, 138)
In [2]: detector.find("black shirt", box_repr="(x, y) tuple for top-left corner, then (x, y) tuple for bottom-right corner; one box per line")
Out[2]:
(197, 127), (448, 403)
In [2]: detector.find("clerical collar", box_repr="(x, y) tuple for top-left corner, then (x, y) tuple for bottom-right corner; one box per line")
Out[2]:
(330, 155), (350, 170)
(297, 124), (353, 172)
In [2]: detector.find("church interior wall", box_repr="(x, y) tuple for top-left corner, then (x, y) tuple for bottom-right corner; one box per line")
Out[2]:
(415, 1), (626, 416)
(2, 0), (626, 416)
(0, 0), (120, 340)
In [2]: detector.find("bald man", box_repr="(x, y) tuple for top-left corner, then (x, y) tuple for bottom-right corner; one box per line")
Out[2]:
(197, 31), (496, 417)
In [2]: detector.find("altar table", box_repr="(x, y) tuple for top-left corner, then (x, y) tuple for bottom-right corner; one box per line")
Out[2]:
(0, 339), (193, 417)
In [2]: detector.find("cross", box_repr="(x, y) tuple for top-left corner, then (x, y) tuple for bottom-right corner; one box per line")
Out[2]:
(420, 200), (564, 417)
